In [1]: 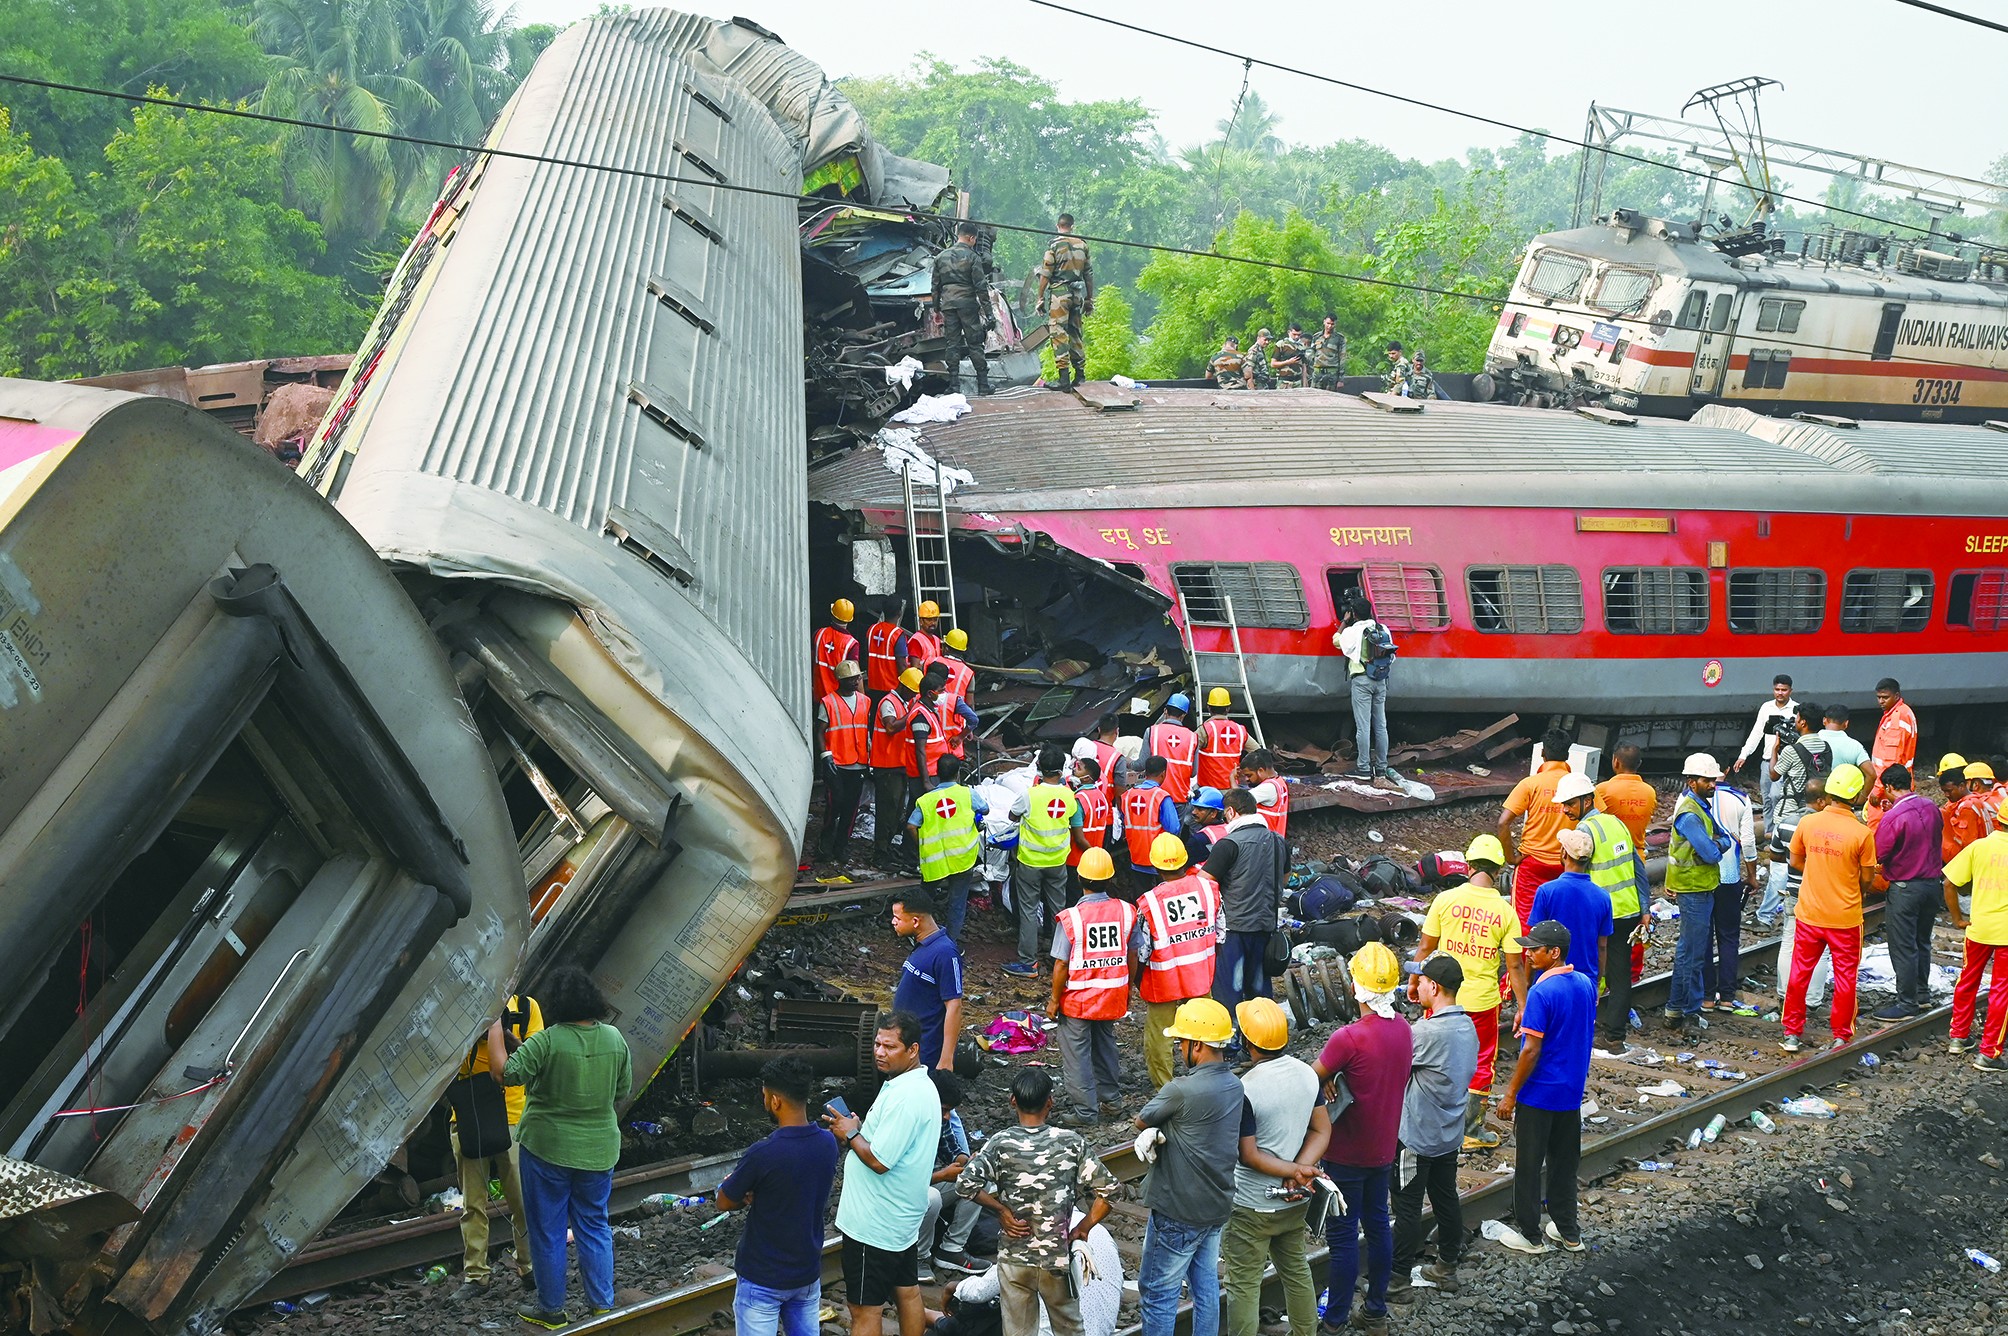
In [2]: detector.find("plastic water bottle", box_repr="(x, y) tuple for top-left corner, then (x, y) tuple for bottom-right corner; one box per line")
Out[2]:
(1858, 1052), (1880, 1070)
(1628, 1009), (1643, 1030)
(1749, 1109), (1777, 1134)
(1701, 1114), (1728, 1143)
(422, 1265), (450, 1286)
(1686, 1127), (1704, 1149)
(1317, 1288), (1330, 1317)
(1969, 1249), (2002, 1274)
(1636, 1160), (1673, 1172)
(1779, 1096), (1838, 1119)
(270, 1302), (299, 1315)
(629, 1120), (666, 1135)
(638, 1192), (707, 1215)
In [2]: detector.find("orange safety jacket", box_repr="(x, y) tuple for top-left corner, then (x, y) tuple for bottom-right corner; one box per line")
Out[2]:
(1070, 786), (1111, 868)
(908, 629), (942, 669)
(870, 690), (913, 771)
(939, 657), (976, 753)
(820, 691), (871, 768)
(1256, 779), (1291, 837)
(1123, 784), (1168, 869)
(866, 622), (904, 692)
(813, 626), (858, 702)
(1196, 716), (1247, 793)
(1147, 723), (1198, 803)
(1137, 872), (1221, 1003)
(1086, 739), (1121, 804)
(904, 700), (949, 779)
(1058, 895), (1136, 1020)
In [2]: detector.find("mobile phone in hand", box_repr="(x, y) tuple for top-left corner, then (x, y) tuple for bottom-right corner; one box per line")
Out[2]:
(826, 1097), (852, 1119)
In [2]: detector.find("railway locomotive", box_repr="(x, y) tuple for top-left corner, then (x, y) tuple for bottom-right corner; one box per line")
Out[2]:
(1482, 209), (2008, 423)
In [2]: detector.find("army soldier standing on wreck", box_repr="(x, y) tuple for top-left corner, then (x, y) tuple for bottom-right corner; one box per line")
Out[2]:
(1036, 214), (1096, 390)
(1310, 316), (1346, 391)
(932, 222), (993, 397)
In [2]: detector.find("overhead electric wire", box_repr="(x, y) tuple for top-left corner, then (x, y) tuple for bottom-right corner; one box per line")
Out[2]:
(1017, 0), (2008, 241)
(0, 69), (1997, 375)
(1890, 0), (2008, 34)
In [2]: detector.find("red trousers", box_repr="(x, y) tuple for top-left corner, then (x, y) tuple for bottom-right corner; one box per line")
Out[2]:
(1783, 921), (1861, 1044)
(1513, 857), (1563, 933)
(1469, 1005), (1500, 1094)
(1952, 938), (2008, 1058)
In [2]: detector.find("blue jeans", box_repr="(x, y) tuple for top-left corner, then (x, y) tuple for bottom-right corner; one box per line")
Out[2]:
(1758, 838), (1792, 923)
(1140, 1211), (1223, 1336)
(1212, 931), (1273, 1014)
(1349, 675), (1388, 774)
(518, 1147), (615, 1313)
(1322, 1163), (1392, 1324)
(1668, 887), (1717, 1017)
(734, 1278), (822, 1336)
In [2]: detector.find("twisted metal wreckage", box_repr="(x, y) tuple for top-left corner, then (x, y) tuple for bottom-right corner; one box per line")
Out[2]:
(0, 11), (1018, 1332)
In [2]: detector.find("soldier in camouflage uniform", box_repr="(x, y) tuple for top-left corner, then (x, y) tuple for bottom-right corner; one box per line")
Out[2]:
(1407, 349), (1439, 400)
(932, 222), (993, 396)
(1247, 329), (1277, 390)
(1310, 315), (1346, 391)
(1383, 339), (1414, 395)
(1269, 324), (1307, 388)
(1036, 214), (1096, 390)
(1208, 337), (1248, 389)
(957, 1068), (1118, 1336)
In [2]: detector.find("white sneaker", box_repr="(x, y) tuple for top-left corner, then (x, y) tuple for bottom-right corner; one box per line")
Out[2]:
(1543, 1220), (1585, 1252)
(1490, 1221), (1549, 1255)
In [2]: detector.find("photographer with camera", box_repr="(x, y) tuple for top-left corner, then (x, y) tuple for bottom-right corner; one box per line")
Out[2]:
(1733, 674), (1798, 829)
(1762, 702), (1830, 928)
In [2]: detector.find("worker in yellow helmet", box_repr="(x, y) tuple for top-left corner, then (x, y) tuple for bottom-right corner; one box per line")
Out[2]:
(935, 626), (980, 759)
(813, 597), (861, 703)
(1048, 844), (1135, 1126)
(1414, 833), (1526, 1149)
(1781, 762), (1877, 1052)
(1196, 685), (1246, 793)
(1132, 831), (1221, 1088)
(909, 599), (945, 669)
(1133, 996), (1240, 1332)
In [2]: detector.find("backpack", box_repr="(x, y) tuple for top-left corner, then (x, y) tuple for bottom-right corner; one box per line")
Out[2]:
(1362, 620), (1397, 682)
(1784, 737), (1830, 796)
(1356, 854), (1409, 901)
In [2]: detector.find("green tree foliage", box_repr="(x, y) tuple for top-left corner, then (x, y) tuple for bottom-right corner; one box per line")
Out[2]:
(1080, 285), (1138, 380)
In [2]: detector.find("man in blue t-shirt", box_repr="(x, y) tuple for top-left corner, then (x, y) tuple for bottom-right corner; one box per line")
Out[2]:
(1492, 921), (1597, 1257)
(1529, 828), (1615, 986)
(891, 893), (964, 1071)
(715, 1055), (842, 1336)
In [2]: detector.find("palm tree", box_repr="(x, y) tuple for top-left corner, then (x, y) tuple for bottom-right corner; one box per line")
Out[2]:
(1217, 91), (1282, 158)
(392, 0), (515, 211)
(254, 0), (437, 245)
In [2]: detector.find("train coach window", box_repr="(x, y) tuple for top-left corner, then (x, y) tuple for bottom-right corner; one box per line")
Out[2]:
(1526, 251), (1589, 301)
(1465, 565), (1584, 634)
(1728, 569), (1825, 633)
(1756, 298), (1805, 333)
(1840, 568), (1933, 633)
(1172, 562), (1309, 630)
(1948, 570), (2008, 632)
(1353, 563), (1451, 632)
(1708, 295), (1733, 332)
(1602, 567), (1708, 634)
(1677, 290), (1707, 330)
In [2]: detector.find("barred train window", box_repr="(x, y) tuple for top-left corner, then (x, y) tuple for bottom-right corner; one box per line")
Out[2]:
(1948, 570), (2008, 632)
(1603, 567), (1709, 634)
(1361, 564), (1450, 632)
(1465, 565), (1584, 634)
(1839, 569), (1933, 633)
(1526, 252), (1589, 301)
(1172, 562), (1309, 630)
(1728, 569), (1825, 633)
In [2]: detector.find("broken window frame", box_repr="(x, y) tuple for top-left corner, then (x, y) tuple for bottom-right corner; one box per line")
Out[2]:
(1946, 569), (2008, 632)
(1839, 568), (1934, 633)
(1353, 562), (1451, 632)
(1464, 565), (1584, 634)
(1602, 566), (1710, 635)
(1726, 568), (1826, 634)
(1171, 562), (1310, 631)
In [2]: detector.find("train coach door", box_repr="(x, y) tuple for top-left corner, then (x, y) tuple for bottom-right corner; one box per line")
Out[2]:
(1690, 287), (1741, 399)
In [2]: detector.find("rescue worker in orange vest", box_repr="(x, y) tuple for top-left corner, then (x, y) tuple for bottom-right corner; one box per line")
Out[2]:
(1049, 847), (1136, 1126)
(1196, 688), (1247, 794)
(1941, 756), (1984, 863)
(816, 659), (872, 863)
(1146, 694), (1199, 804)
(1960, 761), (2001, 844)
(935, 627), (981, 760)
(814, 599), (861, 703)
(906, 664), (952, 791)
(1122, 756), (1183, 901)
(1068, 756), (1113, 904)
(864, 607), (909, 703)
(1134, 832), (1222, 1089)
(1072, 712), (1130, 804)
(908, 600), (945, 670)
(869, 667), (922, 868)
(1241, 748), (1291, 839)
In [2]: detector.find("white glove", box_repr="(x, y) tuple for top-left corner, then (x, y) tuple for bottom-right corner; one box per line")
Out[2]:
(1071, 1238), (1100, 1282)
(1133, 1126), (1164, 1164)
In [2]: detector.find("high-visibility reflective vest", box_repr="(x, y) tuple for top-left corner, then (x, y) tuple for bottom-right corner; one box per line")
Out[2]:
(1147, 723), (1198, 802)
(916, 783), (981, 882)
(1196, 716), (1247, 793)
(820, 691), (871, 768)
(1199, 823), (1226, 847)
(1058, 895), (1135, 1020)
(904, 700), (949, 779)
(1138, 872), (1221, 1003)
(1123, 784), (1167, 868)
(1082, 738), (1120, 804)
(1665, 791), (1723, 893)
(908, 629), (942, 669)
(939, 657), (976, 754)
(870, 690), (913, 770)
(866, 622), (903, 692)
(813, 626), (857, 702)
(1256, 779), (1290, 836)
(1018, 782), (1079, 867)
(1070, 786), (1110, 868)
(1963, 788), (2000, 838)
(1576, 809), (1640, 919)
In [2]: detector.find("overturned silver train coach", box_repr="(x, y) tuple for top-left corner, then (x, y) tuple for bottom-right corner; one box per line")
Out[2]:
(0, 381), (525, 1332)
(296, 8), (826, 1096)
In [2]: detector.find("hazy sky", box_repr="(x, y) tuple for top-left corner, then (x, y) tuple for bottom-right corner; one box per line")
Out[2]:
(513, 0), (2008, 196)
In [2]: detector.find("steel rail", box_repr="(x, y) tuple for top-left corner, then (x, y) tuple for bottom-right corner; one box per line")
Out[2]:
(1628, 901), (1885, 1013)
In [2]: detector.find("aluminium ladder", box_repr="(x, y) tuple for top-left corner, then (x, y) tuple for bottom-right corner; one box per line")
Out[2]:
(1175, 588), (1266, 749)
(902, 462), (959, 630)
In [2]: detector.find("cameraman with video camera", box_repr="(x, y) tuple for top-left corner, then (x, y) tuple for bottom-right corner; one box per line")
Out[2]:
(1733, 674), (1798, 830)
